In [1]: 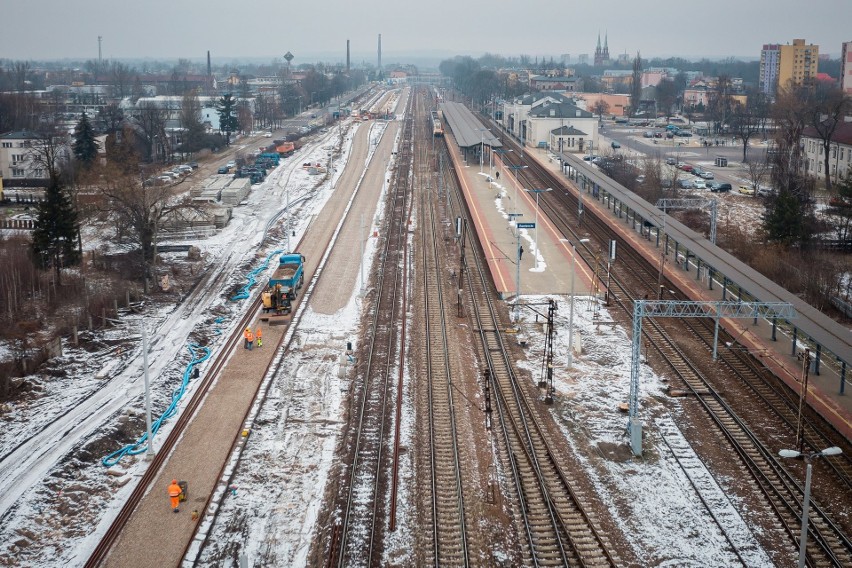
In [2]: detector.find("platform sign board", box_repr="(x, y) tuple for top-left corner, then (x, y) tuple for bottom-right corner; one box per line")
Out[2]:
(609, 239), (616, 261)
(517, 222), (536, 229)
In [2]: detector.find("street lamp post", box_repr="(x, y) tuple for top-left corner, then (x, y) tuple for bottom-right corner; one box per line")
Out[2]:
(524, 188), (552, 270)
(507, 164), (527, 215)
(562, 238), (589, 368)
(778, 446), (843, 568)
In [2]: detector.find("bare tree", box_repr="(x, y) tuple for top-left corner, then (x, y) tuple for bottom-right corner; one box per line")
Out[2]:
(133, 100), (169, 162)
(94, 163), (198, 293)
(807, 87), (851, 191)
(13, 60), (30, 91)
(729, 89), (768, 162)
(591, 99), (610, 120)
(630, 52), (642, 117)
(745, 158), (770, 192)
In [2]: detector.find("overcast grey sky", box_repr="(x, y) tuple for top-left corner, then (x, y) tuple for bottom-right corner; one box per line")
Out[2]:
(2, 0), (850, 63)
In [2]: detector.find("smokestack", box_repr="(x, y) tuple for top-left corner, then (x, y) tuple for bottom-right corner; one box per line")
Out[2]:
(207, 50), (211, 76)
(347, 40), (350, 73)
(378, 34), (382, 75)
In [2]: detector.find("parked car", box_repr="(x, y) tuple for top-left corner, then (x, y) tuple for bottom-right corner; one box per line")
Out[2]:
(161, 171), (180, 180)
(643, 131), (654, 138)
(710, 183), (732, 193)
(666, 157), (677, 165)
(676, 131), (693, 137)
(661, 178), (673, 189)
(679, 164), (694, 172)
(756, 186), (775, 198)
(693, 178), (706, 189)
(700, 171), (714, 179)
(611, 141), (621, 149)
(188, 161), (199, 169)
(156, 175), (173, 184)
(654, 132), (664, 138)
(679, 179), (694, 189)
(636, 174), (646, 183)
(738, 185), (755, 196)
(175, 164), (193, 173)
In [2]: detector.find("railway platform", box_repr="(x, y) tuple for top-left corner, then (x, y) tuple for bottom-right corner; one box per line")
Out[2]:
(525, 145), (852, 442)
(444, 131), (592, 302)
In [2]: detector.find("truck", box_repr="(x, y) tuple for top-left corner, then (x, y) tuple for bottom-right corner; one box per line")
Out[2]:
(262, 253), (305, 316)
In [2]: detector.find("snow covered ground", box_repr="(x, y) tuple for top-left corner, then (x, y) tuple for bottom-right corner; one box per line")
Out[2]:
(0, 95), (781, 567)
(0, 117), (373, 567)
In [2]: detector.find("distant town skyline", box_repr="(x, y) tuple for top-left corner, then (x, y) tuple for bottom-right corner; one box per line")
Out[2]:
(1, 0), (850, 64)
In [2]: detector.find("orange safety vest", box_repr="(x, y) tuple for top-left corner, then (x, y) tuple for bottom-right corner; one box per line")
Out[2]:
(255, 327), (262, 339)
(168, 482), (182, 497)
(244, 329), (253, 341)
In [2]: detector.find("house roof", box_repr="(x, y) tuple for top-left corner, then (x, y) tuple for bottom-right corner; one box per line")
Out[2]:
(529, 101), (593, 119)
(530, 75), (579, 83)
(802, 121), (852, 146)
(551, 125), (588, 136)
(0, 131), (40, 140)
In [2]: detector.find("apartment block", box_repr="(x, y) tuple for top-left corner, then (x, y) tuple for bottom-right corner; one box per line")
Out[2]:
(842, 41), (852, 95)
(778, 39), (819, 91)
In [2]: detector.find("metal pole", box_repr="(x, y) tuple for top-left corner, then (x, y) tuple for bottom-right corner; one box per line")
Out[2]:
(798, 462), (812, 568)
(568, 244), (576, 368)
(141, 325), (154, 458)
(360, 214), (365, 294)
(516, 228), (521, 318)
(533, 193), (541, 270)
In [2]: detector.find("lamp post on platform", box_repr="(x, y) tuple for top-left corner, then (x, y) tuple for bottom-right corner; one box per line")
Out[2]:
(778, 446), (843, 568)
(524, 188), (552, 270)
(561, 238), (589, 368)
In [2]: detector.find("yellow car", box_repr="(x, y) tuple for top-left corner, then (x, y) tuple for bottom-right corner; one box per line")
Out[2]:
(738, 185), (755, 196)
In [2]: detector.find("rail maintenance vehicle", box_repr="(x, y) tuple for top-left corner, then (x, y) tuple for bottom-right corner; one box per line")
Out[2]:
(262, 253), (305, 321)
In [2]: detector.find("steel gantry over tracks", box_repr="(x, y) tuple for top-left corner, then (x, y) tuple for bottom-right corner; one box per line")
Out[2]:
(628, 300), (796, 456)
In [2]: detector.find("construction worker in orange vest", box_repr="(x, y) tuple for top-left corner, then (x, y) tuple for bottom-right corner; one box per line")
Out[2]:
(168, 479), (182, 512)
(244, 327), (254, 350)
(255, 326), (263, 348)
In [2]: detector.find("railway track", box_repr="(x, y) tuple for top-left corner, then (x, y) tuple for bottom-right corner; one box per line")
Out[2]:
(493, 130), (852, 566)
(331, 92), (414, 568)
(85, 291), (268, 567)
(439, 123), (619, 567)
(415, 89), (470, 566)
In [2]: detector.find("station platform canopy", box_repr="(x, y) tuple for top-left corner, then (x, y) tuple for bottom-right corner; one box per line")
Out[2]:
(440, 101), (503, 150)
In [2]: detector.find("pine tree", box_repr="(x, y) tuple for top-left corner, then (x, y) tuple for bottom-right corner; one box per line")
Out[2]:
(31, 172), (81, 284)
(73, 112), (99, 168)
(762, 189), (811, 247)
(216, 93), (240, 144)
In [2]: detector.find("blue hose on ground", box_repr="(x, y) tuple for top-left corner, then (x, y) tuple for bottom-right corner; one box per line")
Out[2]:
(101, 342), (212, 467)
(230, 249), (283, 301)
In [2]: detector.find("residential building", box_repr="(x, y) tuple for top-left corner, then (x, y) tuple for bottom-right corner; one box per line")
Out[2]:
(842, 41), (852, 95)
(759, 44), (781, 96)
(0, 131), (57, 187)
(529, 75), (583, 92)
(778, 39), (819, 91)
(501, 94), (598, 152)
(802, 121), (852, 185)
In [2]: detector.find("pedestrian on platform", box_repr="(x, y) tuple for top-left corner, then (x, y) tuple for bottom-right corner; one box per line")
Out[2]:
(168, 479), (182, 512)
(255, 326), (263, 348)
(519, 245), (524, 261)
(244, 327), (254, 350)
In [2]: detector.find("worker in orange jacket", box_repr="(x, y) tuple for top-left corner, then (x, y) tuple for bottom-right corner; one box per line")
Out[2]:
(255, 326), (263, 348)
(168, 479), (182, 512)
(244, 327), (254, 350)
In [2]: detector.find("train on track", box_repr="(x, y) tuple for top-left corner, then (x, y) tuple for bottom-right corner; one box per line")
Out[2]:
(431, 110), (444, 138)
(262, 253), (305, 319)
